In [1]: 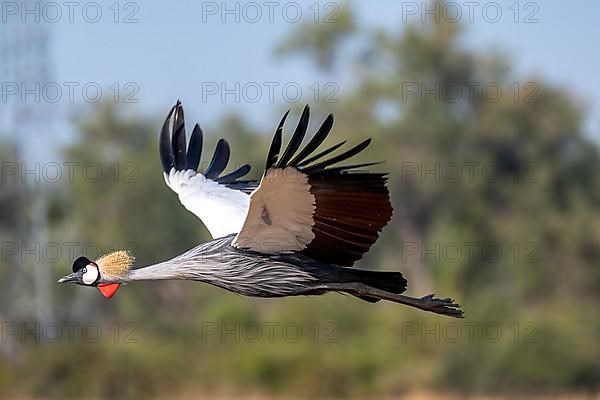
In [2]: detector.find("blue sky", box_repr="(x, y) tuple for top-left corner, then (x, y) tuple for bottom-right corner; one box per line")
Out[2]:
(4, 0), (600, 158)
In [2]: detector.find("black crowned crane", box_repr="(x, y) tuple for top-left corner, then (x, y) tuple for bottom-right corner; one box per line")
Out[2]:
(59, 102), (464, 318)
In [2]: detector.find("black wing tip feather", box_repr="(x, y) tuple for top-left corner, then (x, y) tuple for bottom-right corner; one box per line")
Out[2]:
(303, 138), (372, 174)
(172, 119), (187, 171)
(159, 102), (252, 186)
(205, 139), (231, 179)
(267, 106), (382, 176)
(275, 105), (310, 168)
(288, 113), (334, 167)
(187, 124), (203, 172)
(265, 109), (290, 170)
(319, 161), (385, 174)
(159, 106), (176, 173)
(216, 164), (252, 184)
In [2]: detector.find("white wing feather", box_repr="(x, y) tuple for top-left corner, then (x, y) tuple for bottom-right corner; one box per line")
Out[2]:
(164, 168), (250, 238)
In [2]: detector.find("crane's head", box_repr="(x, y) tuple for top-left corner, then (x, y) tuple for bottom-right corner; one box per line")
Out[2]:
(58, 251), (134, 299)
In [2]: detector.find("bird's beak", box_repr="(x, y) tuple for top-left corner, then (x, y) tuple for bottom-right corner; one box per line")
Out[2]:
(58, 273), (78, 283)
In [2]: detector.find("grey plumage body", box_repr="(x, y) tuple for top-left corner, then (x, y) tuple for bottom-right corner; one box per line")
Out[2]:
(118, 235), (322, 297)
(114, 235), (396, 298)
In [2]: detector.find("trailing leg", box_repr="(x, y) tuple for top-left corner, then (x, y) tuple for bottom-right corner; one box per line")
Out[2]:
(327, 282), (464, 318)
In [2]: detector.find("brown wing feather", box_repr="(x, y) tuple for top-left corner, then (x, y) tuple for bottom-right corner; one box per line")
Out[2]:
(233, 106), (393, 267)
(302, 173), (393, 266)
(232, 168), (315, 253)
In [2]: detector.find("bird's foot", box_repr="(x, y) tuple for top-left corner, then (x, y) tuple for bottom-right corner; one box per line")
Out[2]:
(419, 294), (464, 318)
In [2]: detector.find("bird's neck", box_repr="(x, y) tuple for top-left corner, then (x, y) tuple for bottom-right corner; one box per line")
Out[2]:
(113, 236), (235, 283)
(120, 259), (189, 282)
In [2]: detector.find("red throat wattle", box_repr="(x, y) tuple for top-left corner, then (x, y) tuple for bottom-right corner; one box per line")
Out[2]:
(97, 283), (120, 299)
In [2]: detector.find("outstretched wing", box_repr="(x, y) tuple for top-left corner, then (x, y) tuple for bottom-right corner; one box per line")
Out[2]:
(232, 106), (393, 267)
(160, 102), (257, 238)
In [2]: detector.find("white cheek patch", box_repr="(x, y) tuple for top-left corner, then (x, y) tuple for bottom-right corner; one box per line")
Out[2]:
(82, 266), (99, 285)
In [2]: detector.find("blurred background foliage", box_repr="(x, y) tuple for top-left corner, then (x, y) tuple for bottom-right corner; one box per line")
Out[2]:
(1, 1), (599, 399)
